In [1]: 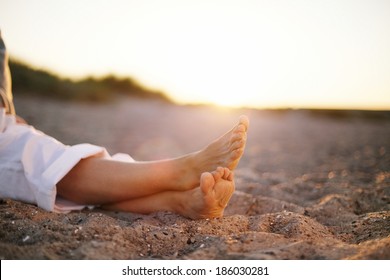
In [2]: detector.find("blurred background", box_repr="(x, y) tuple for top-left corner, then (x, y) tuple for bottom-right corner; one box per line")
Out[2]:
(1, 1), (389, 261)
(1, 0), (389, 110)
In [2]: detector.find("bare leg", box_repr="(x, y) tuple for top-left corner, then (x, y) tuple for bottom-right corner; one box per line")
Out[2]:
(102, 167), (235, 220)
(57, 116), (248, 205)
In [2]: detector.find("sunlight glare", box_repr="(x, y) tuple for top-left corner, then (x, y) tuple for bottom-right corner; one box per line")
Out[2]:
(123, 4), (267, 108)
(1, 0), (390, 110)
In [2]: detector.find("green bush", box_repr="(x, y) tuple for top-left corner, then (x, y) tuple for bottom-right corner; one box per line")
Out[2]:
(9, 59), (171, 103)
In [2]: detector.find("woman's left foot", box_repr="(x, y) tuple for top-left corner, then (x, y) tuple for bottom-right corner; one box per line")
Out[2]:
(176, 167), (235, 219)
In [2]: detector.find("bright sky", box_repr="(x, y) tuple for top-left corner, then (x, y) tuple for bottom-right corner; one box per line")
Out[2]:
(1, 0), (390, 109)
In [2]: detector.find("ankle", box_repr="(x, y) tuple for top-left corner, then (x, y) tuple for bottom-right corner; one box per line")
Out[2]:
(174, 153), (200, 191)
(169, 191), (188, 216)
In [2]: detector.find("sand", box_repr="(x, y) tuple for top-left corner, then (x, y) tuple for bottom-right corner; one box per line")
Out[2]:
(0, 95), (389, 260)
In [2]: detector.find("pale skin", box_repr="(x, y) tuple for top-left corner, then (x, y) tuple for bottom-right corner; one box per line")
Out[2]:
(57, 115), (249, 219)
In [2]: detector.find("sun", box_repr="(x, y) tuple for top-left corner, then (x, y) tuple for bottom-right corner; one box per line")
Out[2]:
(117, 5), (267, 109)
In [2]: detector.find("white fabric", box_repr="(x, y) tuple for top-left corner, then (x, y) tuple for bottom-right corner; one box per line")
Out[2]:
(0, 108), (134, 213)
(0, 30), (16, 115)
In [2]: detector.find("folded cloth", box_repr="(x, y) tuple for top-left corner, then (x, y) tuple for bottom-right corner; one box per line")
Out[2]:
(0, 108), (134, 213)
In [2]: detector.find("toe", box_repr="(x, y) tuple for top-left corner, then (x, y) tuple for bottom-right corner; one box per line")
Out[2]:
(239, 115), (249, 131)
(231, 148), (243, 160)
(222, 168), (230, 179)
(235, 124), (246, 133)
(230, 139), (245, 151)
(211, 167), (224, 181)
(231, 131), (246, 143)
(227, 171), (234, 181)
(200, 172), (215, 194)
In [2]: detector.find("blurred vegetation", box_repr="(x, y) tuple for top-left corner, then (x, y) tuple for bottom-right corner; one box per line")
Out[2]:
(9, 59), (171, 103)
(305, 108), (390, 121)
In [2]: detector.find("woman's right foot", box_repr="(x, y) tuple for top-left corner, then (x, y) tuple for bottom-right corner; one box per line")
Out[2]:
(197, 115), (249, 170)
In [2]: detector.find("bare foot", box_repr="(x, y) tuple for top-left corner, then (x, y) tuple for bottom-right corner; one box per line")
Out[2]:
(178, 115), (248, 190)
(176, 167), (235, 219)
(198, 115), (249, 170)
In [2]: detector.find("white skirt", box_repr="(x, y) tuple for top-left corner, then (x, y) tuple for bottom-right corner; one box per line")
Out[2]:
(0, 108), (134, 213)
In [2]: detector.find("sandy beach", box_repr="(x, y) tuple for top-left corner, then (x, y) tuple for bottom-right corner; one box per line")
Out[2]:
(0, 95), (389, 260)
